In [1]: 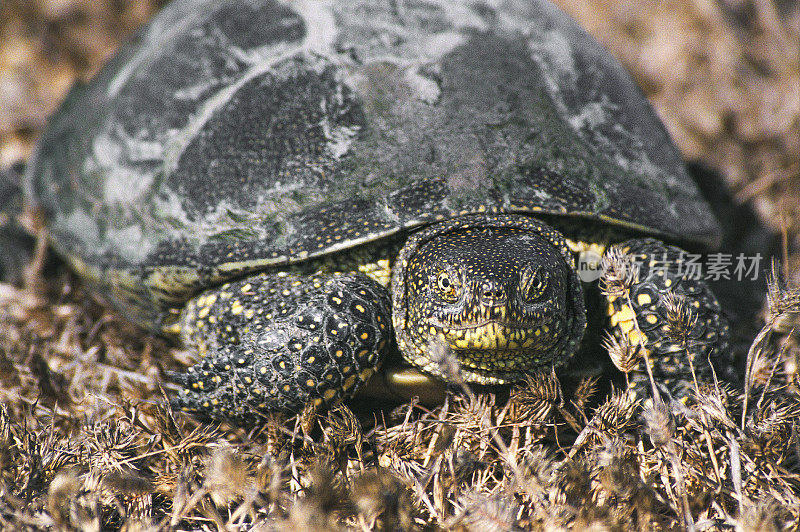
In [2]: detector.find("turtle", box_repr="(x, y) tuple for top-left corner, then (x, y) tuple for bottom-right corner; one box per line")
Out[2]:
(15, 0), (730, 425)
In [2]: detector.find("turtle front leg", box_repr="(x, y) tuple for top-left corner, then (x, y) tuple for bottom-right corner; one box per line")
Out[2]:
(170, 271), (392, 424)
(601, 238), (731, 400)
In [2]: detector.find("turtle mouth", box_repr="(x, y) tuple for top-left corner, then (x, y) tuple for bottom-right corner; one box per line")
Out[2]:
(429, 318), (537, 331)
(428, 319), (555, 352)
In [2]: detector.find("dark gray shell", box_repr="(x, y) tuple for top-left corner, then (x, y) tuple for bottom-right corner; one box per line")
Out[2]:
(25, 0), (721, 326)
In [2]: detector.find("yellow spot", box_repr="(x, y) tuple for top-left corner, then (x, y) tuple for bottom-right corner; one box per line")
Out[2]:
(206, 294), (217, 306)
(664, 278), (673, 287)
(306, 379), (316, 387)
(360, 332), (369, 340)
(360, 369), (374, 381)
(231, 301), (244, 315)
(637, 293), (652, 305)
(610, 305), (634, 327)
(619, 319), (635, 334)
(197, 305), (209, 318)
(355, 304), (365, 313)
(343, 375), (357, 390)
(628, 330), (644, 346)
(260, 366), (268, 374)
(241, 283), (252, 292)
(324, 389), (337, 400)
(646, 314), (658, 325)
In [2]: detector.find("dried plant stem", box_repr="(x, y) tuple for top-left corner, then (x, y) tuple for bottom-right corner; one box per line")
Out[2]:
(622, 293), (662, 403)
(665, 440), (695, 532)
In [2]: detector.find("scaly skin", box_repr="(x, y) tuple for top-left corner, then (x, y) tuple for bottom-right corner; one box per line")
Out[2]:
(170, 215), (729, 422)
(392, 215), (586, 384)
(605, 238), (730, 400)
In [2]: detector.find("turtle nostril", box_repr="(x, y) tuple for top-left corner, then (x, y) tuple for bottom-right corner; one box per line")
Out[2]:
(480, 283), (506, 304)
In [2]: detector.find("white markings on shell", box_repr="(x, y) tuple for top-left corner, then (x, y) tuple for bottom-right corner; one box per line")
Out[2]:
(85, 0), (344, 263)
(402, 68), (440, 104)
(107, 0), (217, 98)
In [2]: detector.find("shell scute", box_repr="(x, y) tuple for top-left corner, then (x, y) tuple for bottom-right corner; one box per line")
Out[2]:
(26, 0), (721, 327)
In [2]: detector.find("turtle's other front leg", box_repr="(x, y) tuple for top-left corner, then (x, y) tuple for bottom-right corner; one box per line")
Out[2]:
(171, 272), (392, 424)
(602, 238), (731, 400)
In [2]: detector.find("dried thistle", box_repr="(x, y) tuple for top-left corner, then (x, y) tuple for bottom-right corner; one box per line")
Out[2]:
(204, 446), (252, 507)
(351, 469), (416, 531)
(286, 460), (347, 532)
(592, 389), (639, 436)
(324, 404), (364, 467)
(101, 470), (154, 522)
(517, 446), (556, 499)
(596, 440), (640, 500)
(602, 330), (640, 375)
(508, 371), (560, 426)
(695, 384), (739, 430)
(641, 396), (675, 449)
(743, 263), (800, 429)
(452, 489), (521, 532)
(47, 468), (100, 532)
(571, 376), (598, 414)
(600, 246), (640, 298)
(765, 261), (800, 327)
(662, 292), (697, 345)
(737, 498), (781, 532)
(744, 397), (800, 460)
(555, 456), (592, 508)
(81, 421), (140, 473)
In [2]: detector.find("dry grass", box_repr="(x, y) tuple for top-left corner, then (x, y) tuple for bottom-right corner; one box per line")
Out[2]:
(1, 0), (798, 530)
(0, 267), (798, 530)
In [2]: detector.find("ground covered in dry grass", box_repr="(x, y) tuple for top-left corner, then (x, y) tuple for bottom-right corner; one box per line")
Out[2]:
(0, 0), (798, 530)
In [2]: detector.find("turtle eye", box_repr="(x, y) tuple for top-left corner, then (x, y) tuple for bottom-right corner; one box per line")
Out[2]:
(436, 271), (459, 302)
(522, 266), (547, 302)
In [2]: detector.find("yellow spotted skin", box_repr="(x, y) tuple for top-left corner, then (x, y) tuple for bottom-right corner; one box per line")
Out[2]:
(393, 215), (586, 384)
(172, 271), (391, 421)
(170, 216), (730, 423)
(605, 238), (730, 398)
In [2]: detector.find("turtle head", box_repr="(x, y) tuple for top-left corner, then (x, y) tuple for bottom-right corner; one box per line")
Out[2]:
(393, 215), (586, 384)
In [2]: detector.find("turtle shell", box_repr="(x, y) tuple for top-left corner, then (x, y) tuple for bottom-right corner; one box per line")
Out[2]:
(25, 0), (721, 327)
